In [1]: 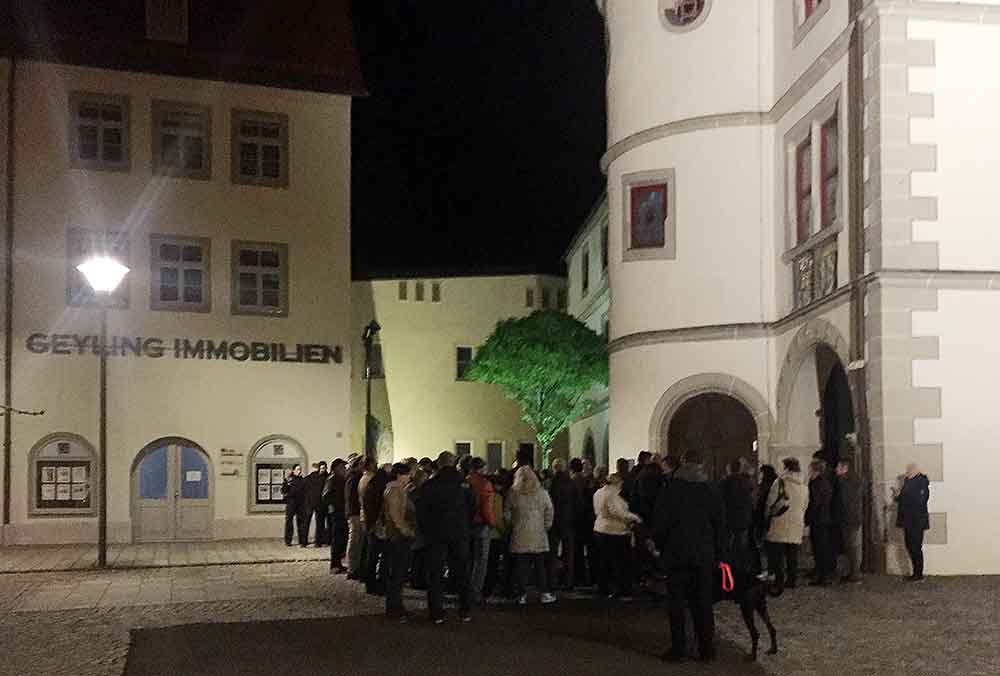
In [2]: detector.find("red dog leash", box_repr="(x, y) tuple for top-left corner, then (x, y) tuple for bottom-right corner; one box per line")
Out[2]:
(719, 562), (734, 593)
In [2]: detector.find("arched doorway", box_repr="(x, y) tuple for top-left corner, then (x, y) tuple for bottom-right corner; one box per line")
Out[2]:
(816, 344), (855, 465)
(666, 393), (758, 481)
(131, 438), (213, 542)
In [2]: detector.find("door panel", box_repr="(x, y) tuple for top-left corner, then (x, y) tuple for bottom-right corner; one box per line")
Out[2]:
(134, 446), (173, 542)
(176, 446), (212, 540)
(133, 443), (213, 542)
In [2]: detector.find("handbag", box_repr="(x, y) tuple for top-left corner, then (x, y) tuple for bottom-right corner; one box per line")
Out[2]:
(767, 479), (789, 520)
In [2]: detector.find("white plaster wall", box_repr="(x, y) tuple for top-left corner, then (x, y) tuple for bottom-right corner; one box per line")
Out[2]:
(772, 0), (850, 103)
(911, 290), (1000, 574)
(908, 19), (1000, 270)
(6, 62), (352, 544)
(568, 408), (610, 469)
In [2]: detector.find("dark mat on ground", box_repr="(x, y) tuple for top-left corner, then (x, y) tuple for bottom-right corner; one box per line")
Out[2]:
(124, 598), (768, 676)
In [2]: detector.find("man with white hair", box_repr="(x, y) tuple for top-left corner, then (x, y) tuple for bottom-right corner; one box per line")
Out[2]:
(894, 463), (930, 582)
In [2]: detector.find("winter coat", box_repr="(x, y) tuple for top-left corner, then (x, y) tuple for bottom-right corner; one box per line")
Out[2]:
(382, 480), (417, 541)
(505, 486), (554, 554)
(653, 463), (727, 568)
(835, 472), (863, 527)
(895, 473), (930, 531)
(765, 471), (809, 545)
(572, 472), (597, 533)
(635, 463), (664, 523)
(345, 470), (363, 518)
(719, 473), (754, 532)
(806, 474), (833, 527)
(414, 466), (476, 543)
(467, 472), (496, 528)
(322, 473), (347, 517)
(548, 471), (578, 535)
(593, 483), (640, 536)
(304, 470), (326, 510)
(361, 469), (390, 532)
(281, 475), (306, 508)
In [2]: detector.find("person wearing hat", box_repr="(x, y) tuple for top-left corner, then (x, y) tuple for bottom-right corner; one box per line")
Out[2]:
(466, 456), (496, 603)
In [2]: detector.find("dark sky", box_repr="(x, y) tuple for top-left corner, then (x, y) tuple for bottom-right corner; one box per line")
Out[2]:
(350, 0), (607, 278)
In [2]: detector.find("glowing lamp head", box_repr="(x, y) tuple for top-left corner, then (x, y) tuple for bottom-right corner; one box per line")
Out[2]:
(76, 256), (130, 293)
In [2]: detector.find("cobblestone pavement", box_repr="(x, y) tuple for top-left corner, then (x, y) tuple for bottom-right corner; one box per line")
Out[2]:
(0, 565), (997, 676)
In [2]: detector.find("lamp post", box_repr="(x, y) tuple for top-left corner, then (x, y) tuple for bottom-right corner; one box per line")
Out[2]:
(76, 256), (129, 568)
(361, 319), (381, 461)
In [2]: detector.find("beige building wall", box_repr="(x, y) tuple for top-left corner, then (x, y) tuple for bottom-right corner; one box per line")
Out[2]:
(2, 61), (352, 544)
(351, 275), (567, 467)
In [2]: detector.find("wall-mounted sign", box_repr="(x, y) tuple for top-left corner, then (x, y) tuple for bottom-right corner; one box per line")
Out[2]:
(26, 333), (343, 365)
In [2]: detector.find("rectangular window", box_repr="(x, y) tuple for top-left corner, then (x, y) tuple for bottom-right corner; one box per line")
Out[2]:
(525, 288), (534, 308)
(431, 282), (441, 302)
(541, 288), (551, 309)
(231, 109), (289, 187)
(557, 289), (567, 311)
(582, 248), (591, 296)
(67, 228), (130, 308)
(366, 343), (385, 379)
(623, 169), (676, 261)
(820, 114), (839, 228)
(69, 93), (130, 171)
(150, 235), (210, 312)
(795, 139), (813, 244)
(231, 241), (288, 316)
(152, 100), (211, 179)
(36, 461), (91, 509)
(254, 463), (296, 505)
(603, 315), (610, 342)
(804, 0), (822, 20)
(146, 0), (189, 43)
(486, 441), (504, 472)
(456, 346), (474, 381)
(601, 225), (609, 270)
(398, 281), (408, 301)
(415, 281), (425, 302)
(455, 442), (472, 458)
(630, 184), (667, 249)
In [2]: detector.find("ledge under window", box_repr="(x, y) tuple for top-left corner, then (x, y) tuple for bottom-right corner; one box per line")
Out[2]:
(782, 222), (841, 264)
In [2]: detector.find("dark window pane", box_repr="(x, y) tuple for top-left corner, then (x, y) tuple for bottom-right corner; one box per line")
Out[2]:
(260, 250), (280, 267)
(184, 136), (204, 171)
(102, 144), (123, 163)
(79, 104), (100, 119)
(630, 184), (668, 249)
(160, 267), (179, 283)
(239, 272), (257, 290)
(182, 245), (202, 263)
(159, 284), (178, 301)
(184, 269), (202, 286)
(239, 143), (258, 176)
(239, 250), (259, 267)
(159, 243), (180, 261)
(139, 447), (168, 499)
(261, 290), (280, 307)
(78, 126), (99, 159)
(103, 128), (122, 146)
(101, 105), (123, 122)
(261, 273), (279, 290)
(260, 123), (281, 138)
(183, 286), (202, 303)
(160, 133), (180, 166)
(261, 145), (281, 178)
(240, 121), (259, 137)
(239, 289), (258, 306)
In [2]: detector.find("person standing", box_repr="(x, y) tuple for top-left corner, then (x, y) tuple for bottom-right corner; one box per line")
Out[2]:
(280, 464), (307, 546)
(345, 456), (372, 580)
(466, 456), (496, 604)
(834, 458), (863, 583)
(414, 451), (476, 624)
(571, 458), (597, 588)
(751, 464), (779, 575)
(764, 458), (809, 592)
(719, 458), (754, 571)
(547, 459), (577, 591)
(323, 459), (348, 574)
(894, 463), (930, 582)
(806, 459), (834, 586)
(506, 466), (556, 605)
(593, 472), (642, 599)
(362, 465), (391, 595)
(654, 451), (726, 663)
(383, 463), (417, 620)
(301, 463), (325, 546)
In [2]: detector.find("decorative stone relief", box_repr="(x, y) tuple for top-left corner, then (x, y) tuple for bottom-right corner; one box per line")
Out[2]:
(659, 0), (711, 33)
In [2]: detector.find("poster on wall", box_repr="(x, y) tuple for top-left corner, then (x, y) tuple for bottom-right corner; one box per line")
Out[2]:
(270, 469), (284, 484)
(257, 485), (270, 501)
(71, 483), (88, 501)
(41, 484), (56, 501)
(72, 466), (87, 483)
(257, 468), (270, 485)
(56, 484), (71, 501)
(56, 467), (72, 483)
(41, 467), (57, 483)
(270, 485), (283, 501)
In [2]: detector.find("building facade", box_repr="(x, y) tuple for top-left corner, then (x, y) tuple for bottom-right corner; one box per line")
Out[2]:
(0, 2), (362, 545)
(351, 273), (569, 468)
(599, 0), (1000, 574)
(564, 194), (611, 469)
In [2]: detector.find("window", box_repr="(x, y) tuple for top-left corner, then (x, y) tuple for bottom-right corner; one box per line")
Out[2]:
(456, 346), (474, 381)
(525, 288), (535, 308)
(366, 343), (385, 379)
(431, 282), (441, 302)
(486, 441), (504, 472)
(398, 281), (408, 301)
(622, 169), (677, 262)
(29, 434), (97, 516)
(248, 436), (307, 513)
(232, 109), (289, 187)
(541, 288), (551, 309)
(804, 0), (823, 20)
(67, 228), (130, 308)
(582, 247), (591, 296)
(603, 315), (610, 342)
(454, 441), (472, 458)
(820, 114), (839, 229)
(146, 0), (188, 43)
(231, 241), (288, 316)
(69, 93), (129, 171)
(795, 139), (813, 244)
(557, 289), (567, 311)
(601, 225), (609, 270)
(152, 100), (211, 179)
(794, 0), (830, 45)
(150, 235), (210, 312)
(415, 281), (425, 302)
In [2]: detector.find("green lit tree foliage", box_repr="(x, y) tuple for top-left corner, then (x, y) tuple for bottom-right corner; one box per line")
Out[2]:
(466, 310), (608, 467)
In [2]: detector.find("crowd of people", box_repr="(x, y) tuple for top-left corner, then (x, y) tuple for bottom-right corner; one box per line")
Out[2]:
(277, 443), (931, 662)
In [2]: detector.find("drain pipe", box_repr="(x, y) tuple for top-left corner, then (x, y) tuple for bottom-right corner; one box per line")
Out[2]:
(3, 56), (16, 539)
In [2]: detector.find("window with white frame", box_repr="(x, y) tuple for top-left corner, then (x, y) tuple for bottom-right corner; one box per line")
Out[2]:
(541, 288), (551, 309)
(151, 235), (210, 312)
(232, 110), (289, 187)
(415, 281), (425, 302)
(248, 436), (307, 513)
(398, 281), (408, 301)
(232, 241), (288, 316)
(456, 346), (475, 381)
(146, 0), (189, 43)
(67, 228), (130, 308)
(525, 288), (535, 308)
(29, 434), (97, 516)
(431, 282), (442, 302)
(69, 92), (130, 171)
(152, 100), (211, 179)
(454, 441), (473, 458)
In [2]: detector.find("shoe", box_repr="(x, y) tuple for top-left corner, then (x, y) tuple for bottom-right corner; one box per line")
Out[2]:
(517, 595), (528, 606)
(905, 574), (925, 583)
(841, 575), (862, 584)
(540, 593), (557, 604)
(660, 651), (685, 663)
(459, 613), (472, 623)
(432, 616), (446, 625)
(285, 542), (293, 547)
(330, 566), (347, 575)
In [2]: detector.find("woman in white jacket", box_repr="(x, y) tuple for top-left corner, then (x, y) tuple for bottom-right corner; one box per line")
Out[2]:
(764, 457), (809, 591)
(593, 472), (642, 599)
(505, 466), (556, 605)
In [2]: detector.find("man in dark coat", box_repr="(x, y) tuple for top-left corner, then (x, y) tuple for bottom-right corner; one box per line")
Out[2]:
(344, 456), (369, 580)
(362, 466), (391, 595)
(280, 464), (307, 546)
(895, 463), (930, 581)
(654, 451), (726, 663)
(547, 458), (577, 590)
(834, 458), (863, 582)
(301, 462), (325, 546)
(414, 451), (476, 623)
(719, 458), (754, 571)
(806, 459), (834, 585)
(323, 459), (349, 573)
(571, 458), (597, 587)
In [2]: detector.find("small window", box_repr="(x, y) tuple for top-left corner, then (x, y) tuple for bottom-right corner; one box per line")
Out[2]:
(794, 0), (830, 45)
(456, 346), (474, 381)
(398, 281), (408, 301)
(603, 315), (610, 342)
(557, 289), (567, 311)
(431, 282), (441, 302)
(486, 441), (504, 472)
(455, 441), (473, 458)
(795, 139), (813, 244)
(67, 228), (130, 308)
(248, 436), (307, 513)
(631, 184), (667, 249)
(541, 288), (551, 309)
(601, 225), (609, 270)
(232, 110), (289, 188)
(151, 235), (210, 312)
(29, 434), (97, 516)
(231, 241), (288, 316)
(366, 343), (385, 379)
(146, 0), (189, 43)
(525, 288), (535, 308)
(415, 281), (425, 302)
(820, 114), (839, 228)
(622, 169), (676, 261)
(582, 247), (591, 296)
(69, 93), (130, 171)
(804, 0), (823, 21)
(152, 100), (211, 179)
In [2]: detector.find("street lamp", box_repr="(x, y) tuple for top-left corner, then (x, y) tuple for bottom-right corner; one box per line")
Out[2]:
(361, 319), (381, 461)
(77, 255), (129, 568)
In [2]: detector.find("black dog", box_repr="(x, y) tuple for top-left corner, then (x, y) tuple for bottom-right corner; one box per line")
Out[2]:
(714, 565), (778, 661)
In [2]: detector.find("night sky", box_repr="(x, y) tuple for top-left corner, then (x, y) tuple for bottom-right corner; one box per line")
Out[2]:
(350, 1), (607, 278)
